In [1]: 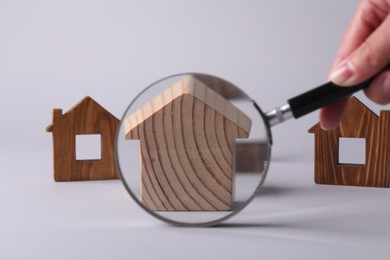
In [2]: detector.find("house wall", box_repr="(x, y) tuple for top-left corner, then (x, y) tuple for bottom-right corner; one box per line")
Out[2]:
(129, 95), (249, 211)
(312, 99), (389, 187)
(377, 111), (390, 187)
(51, 99), (119, 181)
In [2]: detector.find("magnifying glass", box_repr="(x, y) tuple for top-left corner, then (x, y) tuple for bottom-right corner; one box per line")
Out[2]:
(115, 73), (371, 226)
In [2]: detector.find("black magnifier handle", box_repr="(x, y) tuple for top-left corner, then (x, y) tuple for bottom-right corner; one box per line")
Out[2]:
(266, 78), (373, 126)
(288, 79), (372, 118)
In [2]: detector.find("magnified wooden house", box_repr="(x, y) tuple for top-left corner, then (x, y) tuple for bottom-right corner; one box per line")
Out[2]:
(124, 76), (252, 211)
(46, 96), (119, 182)
(309, 97), (390, 188)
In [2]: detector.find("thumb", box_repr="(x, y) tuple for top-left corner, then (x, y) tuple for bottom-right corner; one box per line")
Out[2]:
(330, 15), (390, 86)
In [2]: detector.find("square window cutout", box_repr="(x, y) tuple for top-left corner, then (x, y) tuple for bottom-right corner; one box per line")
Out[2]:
(76, 134), (101, 160)
(338, 137), (365, 165)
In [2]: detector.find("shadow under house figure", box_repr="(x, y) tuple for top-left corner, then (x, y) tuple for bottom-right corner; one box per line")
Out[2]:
(46, 96), (119, 182)
(124, 76), (252, 211)
(309, 96), (390, 188)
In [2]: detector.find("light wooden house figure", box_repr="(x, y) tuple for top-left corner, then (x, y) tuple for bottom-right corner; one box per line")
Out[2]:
(46, 96), (119, 181)
(309, 97), (390, 188)
(124, 76), (252, 211)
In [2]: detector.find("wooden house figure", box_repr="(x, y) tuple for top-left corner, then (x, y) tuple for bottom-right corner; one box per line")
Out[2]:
(124, 76), (252, 211)
(308, 97), (390, 187)
(46, 96), (119, 181)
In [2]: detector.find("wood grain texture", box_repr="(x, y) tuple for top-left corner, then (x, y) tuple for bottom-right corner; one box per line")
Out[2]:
(125, 76), (252, 211)
(309, 97), (389, 187)
(46, 96), (119, 181)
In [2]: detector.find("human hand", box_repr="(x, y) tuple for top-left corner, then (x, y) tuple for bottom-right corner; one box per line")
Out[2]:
(320, 0), (390, 130)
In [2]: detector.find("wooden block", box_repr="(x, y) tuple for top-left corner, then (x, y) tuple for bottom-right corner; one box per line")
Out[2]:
(235, 142), (269, 173)
(125, 76), (252, 211)
(46, 96), (119, 181)
(308, 97), (389, 187)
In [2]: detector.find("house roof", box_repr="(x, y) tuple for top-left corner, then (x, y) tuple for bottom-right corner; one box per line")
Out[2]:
(124, 76), (252, 139)
(308, 96), (378, 133)
(46, 96), (118, 132)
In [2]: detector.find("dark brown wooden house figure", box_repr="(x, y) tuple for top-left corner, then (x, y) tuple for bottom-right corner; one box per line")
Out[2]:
(46, 96), (119, 181)
(308, 97), (390, 188)
(124, 76), (252, 211)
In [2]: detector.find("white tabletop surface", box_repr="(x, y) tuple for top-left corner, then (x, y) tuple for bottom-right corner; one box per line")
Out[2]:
(1, 149), (389, 260)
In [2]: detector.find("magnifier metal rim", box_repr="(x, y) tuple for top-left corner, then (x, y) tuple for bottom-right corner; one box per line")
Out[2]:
(115, 72), (272, 227)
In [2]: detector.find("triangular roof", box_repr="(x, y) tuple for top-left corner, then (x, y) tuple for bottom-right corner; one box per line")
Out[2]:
(46, 96), (117, 132)
(124, 76), (252, 139)
(308, 96), (378, 133)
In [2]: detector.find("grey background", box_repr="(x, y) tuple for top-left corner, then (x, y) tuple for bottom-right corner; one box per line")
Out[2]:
(1, 0), (373, 157)
(1, 1), (390, 259)
(2, 0), (385, 157)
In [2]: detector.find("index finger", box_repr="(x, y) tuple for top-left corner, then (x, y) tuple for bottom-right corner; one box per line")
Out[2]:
(330, 0), (388, 71)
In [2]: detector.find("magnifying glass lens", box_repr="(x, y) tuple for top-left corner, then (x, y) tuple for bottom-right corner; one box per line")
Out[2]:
(116, 73), (271, 226)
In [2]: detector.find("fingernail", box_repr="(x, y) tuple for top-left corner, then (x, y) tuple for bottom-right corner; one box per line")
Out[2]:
(329, 61), (354, 86)
(382, 74), (390, 95)
(319, 121), (332, 131)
